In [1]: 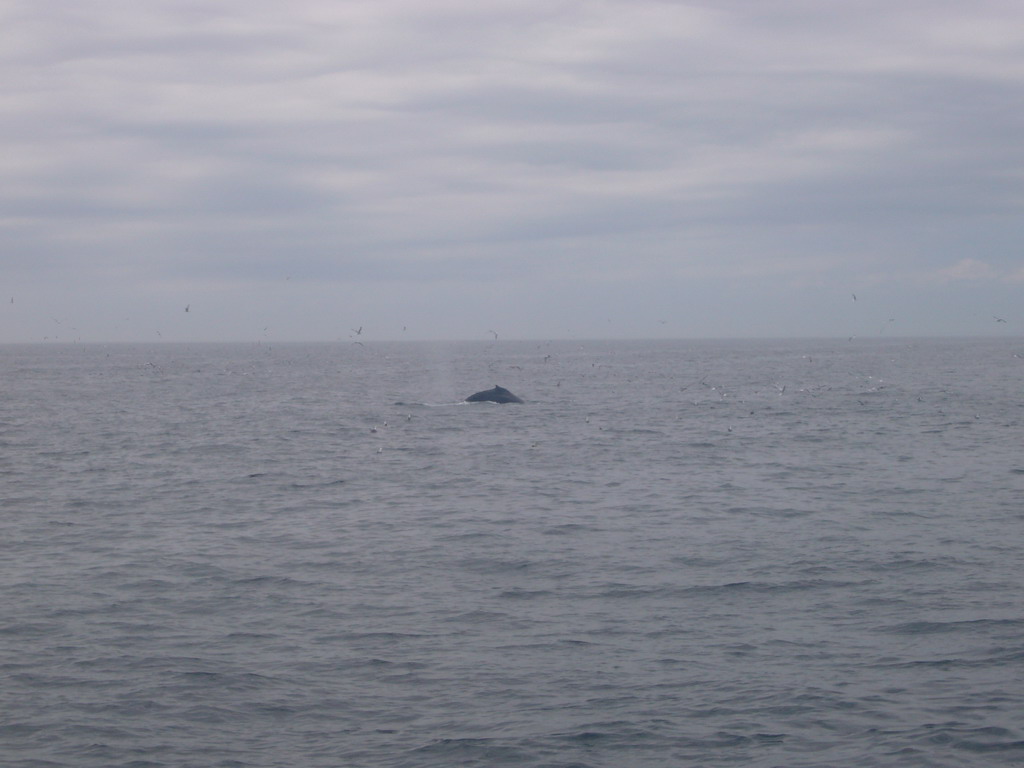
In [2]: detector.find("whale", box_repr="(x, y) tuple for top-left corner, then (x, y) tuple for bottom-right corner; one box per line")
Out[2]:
(465, 385), (525, 404)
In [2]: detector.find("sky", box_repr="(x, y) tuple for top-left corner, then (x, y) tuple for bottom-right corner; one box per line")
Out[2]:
(2, 0), (1023, 343)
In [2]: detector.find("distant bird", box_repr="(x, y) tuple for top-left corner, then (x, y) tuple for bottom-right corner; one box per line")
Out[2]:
(488, 330), (498, 340)
(994, 315), (1007, 323)
(185, 304), (190, 313)
(352, 326), (363, 336)
(852, 293), (857, 301)
(353, 341), (364, 347)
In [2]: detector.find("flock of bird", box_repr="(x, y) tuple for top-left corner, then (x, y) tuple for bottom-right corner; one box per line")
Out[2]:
(4, 294), (1016, 343)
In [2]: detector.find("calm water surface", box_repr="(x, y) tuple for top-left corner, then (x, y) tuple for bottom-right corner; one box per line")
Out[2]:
(2, 338), (1023, 767)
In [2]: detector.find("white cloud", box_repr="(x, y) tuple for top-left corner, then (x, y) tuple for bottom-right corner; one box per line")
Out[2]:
(937, 258), (998, 281)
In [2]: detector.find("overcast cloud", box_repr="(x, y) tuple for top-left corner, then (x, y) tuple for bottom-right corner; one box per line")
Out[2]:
(3, 0), (1023, 342)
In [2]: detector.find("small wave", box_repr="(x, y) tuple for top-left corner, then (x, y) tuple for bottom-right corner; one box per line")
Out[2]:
(498, 588), (553, 599)
(407, 737), (533, 763)
(883, 617), (1024, 635)
(394, 400), (468, 407)
(288, 478), (346, 488)
(904, 723), (1024, 755)
(553, 722), (660, 746)
(543, 522), (596, 535)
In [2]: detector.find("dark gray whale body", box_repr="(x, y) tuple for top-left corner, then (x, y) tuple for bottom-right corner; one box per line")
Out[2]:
(465, 385), (524, 404)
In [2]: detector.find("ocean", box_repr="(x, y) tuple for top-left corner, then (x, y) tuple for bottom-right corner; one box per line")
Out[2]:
(2, 337), (1023, 767)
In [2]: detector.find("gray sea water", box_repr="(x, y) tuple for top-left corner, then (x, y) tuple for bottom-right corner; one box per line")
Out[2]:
(2, 337), (1023, 767)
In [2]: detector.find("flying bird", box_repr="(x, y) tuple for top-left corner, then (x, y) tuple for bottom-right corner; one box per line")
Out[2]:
(351, 326), (363, 336)
(994, 315), (1007, 323)
(488, 330), (498, 340)
(185, 304), (190, 313)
